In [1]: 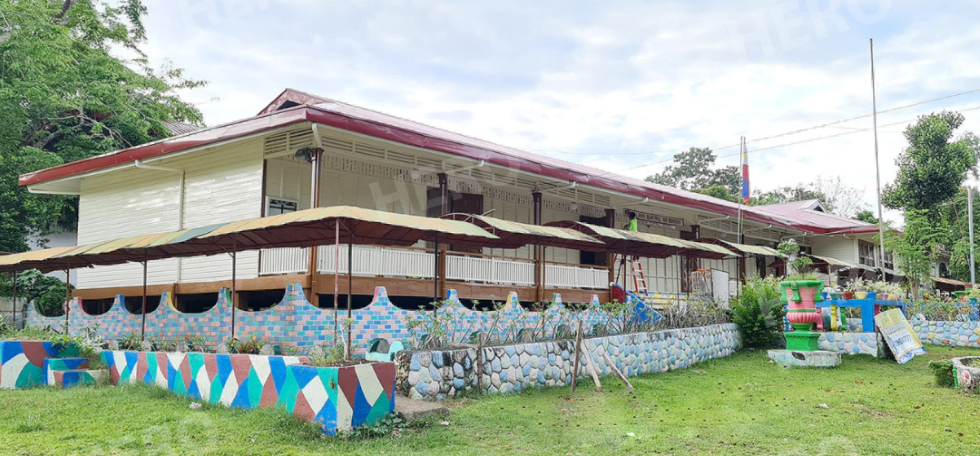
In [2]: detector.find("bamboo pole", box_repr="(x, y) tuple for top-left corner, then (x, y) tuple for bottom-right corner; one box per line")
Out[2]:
(140, 258), (148, 341)
(599, 350), (633, 391)
(570, 320), (584, 393)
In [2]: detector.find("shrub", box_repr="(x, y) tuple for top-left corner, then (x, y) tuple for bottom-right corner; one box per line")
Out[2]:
(928, 359), (955, 388)
(731, 276), (786, 348)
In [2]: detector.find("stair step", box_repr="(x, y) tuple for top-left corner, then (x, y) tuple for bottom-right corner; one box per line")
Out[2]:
(44, 358), (90, 386)
(52, 369), (108, 389)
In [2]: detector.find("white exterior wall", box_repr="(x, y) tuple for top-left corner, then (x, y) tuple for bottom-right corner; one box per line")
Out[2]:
(177, 139), (264, 282)
(810, 236), (858, 263)
(75, 139), (264, 289)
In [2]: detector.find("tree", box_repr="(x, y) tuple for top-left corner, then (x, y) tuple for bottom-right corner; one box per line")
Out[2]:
(854, 210), (878, 224)
(693, 184), (739, 203)
(882, 111), (980, 211)
(0, 270), (69, 316)
(0, 0), (205, 253)
(647, 147), (740, 196)
(752, 176), (866, 217)
(884, 210), (947, 300)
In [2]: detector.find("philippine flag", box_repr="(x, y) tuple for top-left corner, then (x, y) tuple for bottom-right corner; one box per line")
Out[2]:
(741, 147), (750, 203)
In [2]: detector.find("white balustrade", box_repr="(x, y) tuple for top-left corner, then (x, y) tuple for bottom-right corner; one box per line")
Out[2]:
(259, 245), (606, 289)
(258, 247), (309, 275)
(545, 263), (608, 289)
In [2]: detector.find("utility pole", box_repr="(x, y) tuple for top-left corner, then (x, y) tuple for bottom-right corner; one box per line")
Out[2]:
(870, 38), (887, 276)
(969, 186), (976, 287)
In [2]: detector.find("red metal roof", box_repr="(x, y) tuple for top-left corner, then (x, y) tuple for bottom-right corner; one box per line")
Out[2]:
(20, 88), (874, 235)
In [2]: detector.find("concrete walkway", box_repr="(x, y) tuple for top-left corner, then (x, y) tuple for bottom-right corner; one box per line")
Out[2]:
(394, 394), (449, 420)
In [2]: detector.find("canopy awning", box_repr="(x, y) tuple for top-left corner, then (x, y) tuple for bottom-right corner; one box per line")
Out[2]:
(196, 206), (499, 249)
(933, 276), (968, 286)
(694, 239), (781, 257)
(0, 206), (500, 273)
(804, 254), (874, 272)
(442, 213), (605, 250)
(545, 221), (736, 259)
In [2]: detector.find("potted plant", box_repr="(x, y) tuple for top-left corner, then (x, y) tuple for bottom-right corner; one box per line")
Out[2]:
(778, 239), (822, 351)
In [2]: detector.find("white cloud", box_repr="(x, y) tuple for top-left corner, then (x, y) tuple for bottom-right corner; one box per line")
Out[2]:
(140, 0), (980, 224)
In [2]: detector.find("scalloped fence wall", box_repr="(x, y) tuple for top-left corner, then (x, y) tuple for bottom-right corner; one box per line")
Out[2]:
(27, 284), (620, 354)
(395, 323), (741, 400)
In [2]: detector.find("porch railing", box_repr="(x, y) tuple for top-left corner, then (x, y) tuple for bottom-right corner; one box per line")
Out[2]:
(257, 246), (608, 290)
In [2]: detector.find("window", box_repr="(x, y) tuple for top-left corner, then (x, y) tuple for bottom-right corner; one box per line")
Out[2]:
(859, 240), (876, 267)
(266, 197), (297, 216)
(884, 251), (894, 270)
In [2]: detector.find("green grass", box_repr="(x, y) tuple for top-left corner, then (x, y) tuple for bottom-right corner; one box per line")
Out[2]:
(2, 347), (980, 455)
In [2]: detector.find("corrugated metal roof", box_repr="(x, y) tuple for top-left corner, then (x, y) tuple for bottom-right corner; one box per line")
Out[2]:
(933, 276), (967, 286)
(19, 88), (875, 236)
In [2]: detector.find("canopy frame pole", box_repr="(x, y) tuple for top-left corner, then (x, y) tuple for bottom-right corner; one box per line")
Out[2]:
(230, 235), (238, 342)
(346, 232), (353, 362)
(308, 147), (323, 307)
(10, 271), (17, 330)
(140, 256), (148, 342)
(433, 233), (440, 305)
(64, 268), (70, 334)
(333, 221), (340, 342)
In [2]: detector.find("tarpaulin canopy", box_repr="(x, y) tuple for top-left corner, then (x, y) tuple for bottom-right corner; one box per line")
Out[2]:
(443, 213), (605, 251)
(546, 221), (735, 259)
(196, 206), (499, 249)
(695, 239), (781, 257)
(808, 254), (876, 272)
(932, 276), (967, 286)
(0, 206), (500, 273)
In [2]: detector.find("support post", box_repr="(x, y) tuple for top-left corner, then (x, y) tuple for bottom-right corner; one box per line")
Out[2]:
(533, 191), (543, 302)
(10, 271), (17, 329)
(970, 186), (976, 287)
(437, 173), (449, 300)
(140, 259), (148, 342)
(433, 233), (440, 304)
(230, 250), (237, 341)
(346, 239), (353, 362)
(307, 148), (323, 306)
(605, 209), (616, 286)
(333, 222), (340, 339)
(64, 268), (70, 333)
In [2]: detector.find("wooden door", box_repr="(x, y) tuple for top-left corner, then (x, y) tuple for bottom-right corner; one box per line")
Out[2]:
(579, 215), (607, 266)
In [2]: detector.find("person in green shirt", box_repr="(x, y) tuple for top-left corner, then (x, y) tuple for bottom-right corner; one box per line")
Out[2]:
(626, 211), (638, 232)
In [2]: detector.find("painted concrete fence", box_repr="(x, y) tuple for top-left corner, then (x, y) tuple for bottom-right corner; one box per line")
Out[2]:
(395, 323), (741, 400)
(845, 320), (980, 349)
(102, 351), (395, 435)
(27, 285), (630, 354)
(0, 341), (80, 389)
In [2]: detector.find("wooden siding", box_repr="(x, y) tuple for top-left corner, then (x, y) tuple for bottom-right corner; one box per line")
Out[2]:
(75, 139), (264, 289)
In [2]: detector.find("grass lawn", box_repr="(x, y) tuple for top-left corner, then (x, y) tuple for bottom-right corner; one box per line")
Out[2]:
(2, 347), (980, 455)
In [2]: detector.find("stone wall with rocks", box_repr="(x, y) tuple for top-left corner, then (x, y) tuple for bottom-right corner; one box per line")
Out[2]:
(817, 332), (881, 357)
(396, 323), (741, 400)
(911, 320), (980, 348)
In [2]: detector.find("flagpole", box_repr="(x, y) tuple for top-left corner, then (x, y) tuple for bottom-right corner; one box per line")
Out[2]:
(737, 136), (745, 242)
(737, 136), (745, 283)
(870, 38), (887, 277)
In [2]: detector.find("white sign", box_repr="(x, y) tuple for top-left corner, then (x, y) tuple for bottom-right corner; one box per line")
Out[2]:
(629, 209), (685, 228)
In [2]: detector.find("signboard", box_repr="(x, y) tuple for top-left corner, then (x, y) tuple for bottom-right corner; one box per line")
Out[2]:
(874, 309), (926, 364)
(630, 210), (685, 229)
(710, 269), (730, 309)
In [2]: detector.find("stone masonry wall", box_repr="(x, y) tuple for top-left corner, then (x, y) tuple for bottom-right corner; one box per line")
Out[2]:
(396, 323), (741, 400)
(911, 320), (980, 348)
(817, 332), (880, 357)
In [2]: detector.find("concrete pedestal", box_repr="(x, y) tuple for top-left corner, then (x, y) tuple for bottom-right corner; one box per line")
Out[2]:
(767, 349), (841, 368)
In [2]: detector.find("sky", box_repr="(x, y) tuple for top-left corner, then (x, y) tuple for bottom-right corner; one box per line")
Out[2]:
(141, 0), (980, 224)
